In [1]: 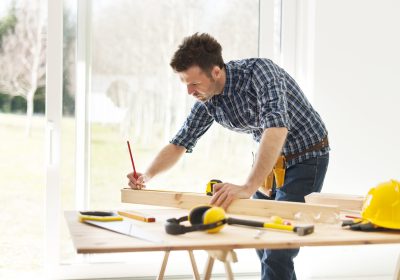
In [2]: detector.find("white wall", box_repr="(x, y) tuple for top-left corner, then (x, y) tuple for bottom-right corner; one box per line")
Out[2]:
(313, 0), (400, 195)
(296, 0), (400, 279)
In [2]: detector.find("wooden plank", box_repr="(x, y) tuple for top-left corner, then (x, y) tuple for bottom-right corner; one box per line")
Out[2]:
(121, 188), (340, 220)
(305, 192), (364, 211)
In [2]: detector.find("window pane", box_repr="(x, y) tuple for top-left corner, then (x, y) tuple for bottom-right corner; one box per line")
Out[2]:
(0, 0), (46, 277)
(89, 0), (260, 209)
(67, 0), (261, 276)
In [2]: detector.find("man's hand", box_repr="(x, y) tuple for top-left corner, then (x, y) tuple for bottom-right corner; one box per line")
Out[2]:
(127, 172), (149, 190)
(210, 183), (254, 210)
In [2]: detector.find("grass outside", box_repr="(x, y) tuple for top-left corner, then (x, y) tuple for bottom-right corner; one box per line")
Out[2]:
(0, 113), (47, 279)
(0, 112), (255, 279)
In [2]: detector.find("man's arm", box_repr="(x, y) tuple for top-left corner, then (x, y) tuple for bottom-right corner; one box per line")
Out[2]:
(244, 127), (288, 192)
(127, 143), (186, 189)
(211, 127), (288, 209)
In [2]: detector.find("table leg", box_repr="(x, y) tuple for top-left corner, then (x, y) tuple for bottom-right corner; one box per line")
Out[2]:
(203, 250), (238, 280)
(188, 250), (200, 280)
(224, 261), (234, 280)
(157, 250), (170, 280)
(203, 255), (215, 280)
(394, 252), (400, 280)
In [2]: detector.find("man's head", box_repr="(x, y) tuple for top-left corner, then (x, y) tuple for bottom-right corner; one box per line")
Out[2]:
(170, 33), (224, 74)
(170, 33), (226, 102)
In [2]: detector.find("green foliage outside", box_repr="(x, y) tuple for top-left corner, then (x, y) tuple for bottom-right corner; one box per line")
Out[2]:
(0, 5), (17, 47)
(0, 87), (45, 114)
(0, 4), (76, 116)
(0, 81), (75, 116)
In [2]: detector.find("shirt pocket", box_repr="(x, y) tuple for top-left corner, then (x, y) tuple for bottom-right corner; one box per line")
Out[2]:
(229, 97), (259, 131)
(216, 100), (257, 132)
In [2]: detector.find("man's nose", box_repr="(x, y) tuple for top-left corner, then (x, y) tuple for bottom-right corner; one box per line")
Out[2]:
(187, 85), (195, 95)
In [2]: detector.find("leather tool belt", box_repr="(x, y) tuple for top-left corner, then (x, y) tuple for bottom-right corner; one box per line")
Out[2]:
(259, 136), (329, 197)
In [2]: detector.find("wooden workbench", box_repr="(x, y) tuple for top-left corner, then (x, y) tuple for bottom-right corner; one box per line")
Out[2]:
(65, 191), (400, 279)
(65, 209), (400, 253)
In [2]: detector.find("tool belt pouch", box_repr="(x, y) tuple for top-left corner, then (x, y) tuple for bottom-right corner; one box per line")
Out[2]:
(258, 136), (328, 196)
(259, 155), (286, 196)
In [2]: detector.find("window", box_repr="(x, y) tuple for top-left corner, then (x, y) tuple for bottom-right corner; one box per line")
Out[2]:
(58, 0), (280, 278)
(88, 0), (260, 211)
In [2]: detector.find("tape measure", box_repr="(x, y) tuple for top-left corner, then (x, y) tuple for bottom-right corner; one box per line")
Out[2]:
(206, 179), (222, 196)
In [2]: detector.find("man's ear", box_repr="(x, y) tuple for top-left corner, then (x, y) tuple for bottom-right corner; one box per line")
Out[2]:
(211, 66), (222, 79)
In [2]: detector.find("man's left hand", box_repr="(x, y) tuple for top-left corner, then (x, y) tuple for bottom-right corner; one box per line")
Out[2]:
(210, 183), (253, 210)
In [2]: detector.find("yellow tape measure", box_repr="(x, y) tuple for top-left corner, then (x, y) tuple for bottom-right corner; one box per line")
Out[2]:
(206, 179), (222, 196)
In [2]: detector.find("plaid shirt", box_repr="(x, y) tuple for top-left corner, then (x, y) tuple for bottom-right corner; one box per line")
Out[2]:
(170, 58), (329, 167)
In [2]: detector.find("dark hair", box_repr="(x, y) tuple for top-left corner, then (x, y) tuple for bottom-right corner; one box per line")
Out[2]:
(170, 33), (224, 74)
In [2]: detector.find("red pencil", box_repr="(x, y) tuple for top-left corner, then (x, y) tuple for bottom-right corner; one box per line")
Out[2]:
(345, 215), (362, 219)
(127, 140), (138, 179)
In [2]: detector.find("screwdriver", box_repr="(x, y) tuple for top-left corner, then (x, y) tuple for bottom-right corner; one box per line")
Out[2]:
(226, 217), (314, 236)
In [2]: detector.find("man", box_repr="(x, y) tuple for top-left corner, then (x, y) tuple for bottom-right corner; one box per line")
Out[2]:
(127, 33), (329, 280)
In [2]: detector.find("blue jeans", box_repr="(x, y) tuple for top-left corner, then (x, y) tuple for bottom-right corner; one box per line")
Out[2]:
(253, 154), (329, 280)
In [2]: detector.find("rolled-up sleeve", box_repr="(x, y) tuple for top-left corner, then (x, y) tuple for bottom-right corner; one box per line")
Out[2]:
(170, 102), (214, 153)
(258, 79), (291, 130)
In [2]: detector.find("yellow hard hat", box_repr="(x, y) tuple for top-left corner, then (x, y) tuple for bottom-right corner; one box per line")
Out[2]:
(361, 179), (400, 229)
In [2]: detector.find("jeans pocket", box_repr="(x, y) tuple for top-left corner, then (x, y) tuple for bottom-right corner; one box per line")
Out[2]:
(279, 158), (318, 196)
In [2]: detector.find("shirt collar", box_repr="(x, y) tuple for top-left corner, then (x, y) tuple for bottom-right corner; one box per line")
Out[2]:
(208, 63), (234, 104)
(221, 63), (235, 97)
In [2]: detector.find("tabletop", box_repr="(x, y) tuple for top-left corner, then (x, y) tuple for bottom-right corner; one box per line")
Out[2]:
(65, 209), (400, 254)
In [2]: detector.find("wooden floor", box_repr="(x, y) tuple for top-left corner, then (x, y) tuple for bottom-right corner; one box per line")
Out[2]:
(86, 275), (393, 280)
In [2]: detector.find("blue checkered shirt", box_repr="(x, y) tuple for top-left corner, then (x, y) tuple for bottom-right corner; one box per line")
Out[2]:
(170, 58), (329, 167)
